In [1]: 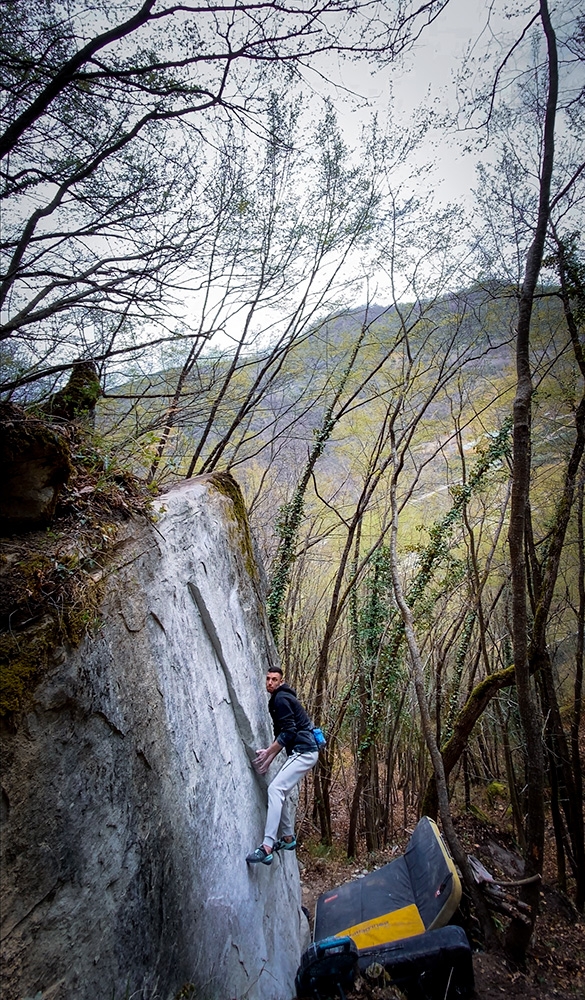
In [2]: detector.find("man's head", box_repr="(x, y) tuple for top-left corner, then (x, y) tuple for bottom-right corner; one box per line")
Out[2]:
(266, 667), (283, 694)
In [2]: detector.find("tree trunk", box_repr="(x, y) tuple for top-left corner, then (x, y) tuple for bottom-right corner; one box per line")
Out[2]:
(504, 0), (558, 964)
(574, 470), (585, 911)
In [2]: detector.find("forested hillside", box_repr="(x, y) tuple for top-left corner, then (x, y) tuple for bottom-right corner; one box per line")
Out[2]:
(1, 0), (583, 976)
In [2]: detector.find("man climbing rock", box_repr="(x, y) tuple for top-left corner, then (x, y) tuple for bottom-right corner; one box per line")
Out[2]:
(246, 667), (319, 866)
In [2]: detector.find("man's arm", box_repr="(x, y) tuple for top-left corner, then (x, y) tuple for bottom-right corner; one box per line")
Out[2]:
(271, 691), (297, 751)
(253, 689), (295, 773)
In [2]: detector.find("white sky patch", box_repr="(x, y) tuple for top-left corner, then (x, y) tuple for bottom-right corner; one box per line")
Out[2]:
(312, 0), (532, 209)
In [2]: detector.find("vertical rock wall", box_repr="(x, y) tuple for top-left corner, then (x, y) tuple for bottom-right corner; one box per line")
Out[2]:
(0, 476), (308, 1000)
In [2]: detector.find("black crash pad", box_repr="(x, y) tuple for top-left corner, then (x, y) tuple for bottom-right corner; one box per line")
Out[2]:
(314, 817), (461, 950)
(358, 924), (474, 999)
(297, 818), (474, 1000)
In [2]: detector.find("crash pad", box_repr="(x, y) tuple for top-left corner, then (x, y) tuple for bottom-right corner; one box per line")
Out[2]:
(314, 817), (461, 950)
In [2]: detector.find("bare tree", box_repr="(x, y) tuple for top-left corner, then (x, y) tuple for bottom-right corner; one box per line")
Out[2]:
(389, 417), (499, 948)
(90, 104), (385, 482)
(1, 0), (450, 395)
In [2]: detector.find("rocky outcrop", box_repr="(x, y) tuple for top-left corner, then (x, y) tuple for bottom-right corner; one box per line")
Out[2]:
(0, 475), (308, 1000)
(41, 360), (101, 424)
(0, 402), (72, 531)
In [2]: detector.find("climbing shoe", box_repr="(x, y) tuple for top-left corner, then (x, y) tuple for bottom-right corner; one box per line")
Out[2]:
(274, 836), (297, 851)
(246, 846), (273, 865)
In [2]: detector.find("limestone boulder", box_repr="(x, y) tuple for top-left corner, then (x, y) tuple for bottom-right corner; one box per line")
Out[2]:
(0, 475), (308, 1000)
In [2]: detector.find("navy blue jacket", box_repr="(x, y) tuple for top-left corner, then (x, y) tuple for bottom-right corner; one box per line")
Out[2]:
(269, 683), (318, 756)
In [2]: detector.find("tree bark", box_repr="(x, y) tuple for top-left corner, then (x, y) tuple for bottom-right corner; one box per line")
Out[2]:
(504, 0), (558, 964)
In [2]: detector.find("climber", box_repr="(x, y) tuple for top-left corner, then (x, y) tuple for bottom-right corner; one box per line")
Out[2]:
(246, 667), (319, 866)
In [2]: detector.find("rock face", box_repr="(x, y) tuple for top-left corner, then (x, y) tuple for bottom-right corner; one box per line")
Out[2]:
(0, 476), (308, 1000)
(41, 360), (101, 425)
(0, 402), (72, 531)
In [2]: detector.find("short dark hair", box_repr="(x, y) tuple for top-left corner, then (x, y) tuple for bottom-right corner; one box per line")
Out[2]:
(266, 666), (283, 676)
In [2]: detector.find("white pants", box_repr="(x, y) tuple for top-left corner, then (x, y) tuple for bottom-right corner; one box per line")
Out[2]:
(264, 751), (319, 848)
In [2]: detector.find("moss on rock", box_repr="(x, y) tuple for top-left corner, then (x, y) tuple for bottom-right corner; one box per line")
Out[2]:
(41, 360), (102, 424)
(0, 428), (154, 716)
(207, 471), (258, 584)
(0, 616), (60, 715)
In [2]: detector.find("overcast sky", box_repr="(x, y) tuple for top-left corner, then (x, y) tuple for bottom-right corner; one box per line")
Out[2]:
(325, 0), (523, 208)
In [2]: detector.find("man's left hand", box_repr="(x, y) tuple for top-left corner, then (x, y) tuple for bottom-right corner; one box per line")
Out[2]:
(253, 748), (271, 774)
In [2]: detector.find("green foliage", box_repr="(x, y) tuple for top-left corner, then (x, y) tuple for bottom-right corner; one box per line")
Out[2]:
(468, 803), (491, 824)
(39, 362), (102, 423)
(358, 546), (394, 660)
(408, 417), (512, 608)
(486, 780), (507, 806)
(444, 610), (477, 742)
(353, 418), (513, 759)
(266, 487), (306, 639)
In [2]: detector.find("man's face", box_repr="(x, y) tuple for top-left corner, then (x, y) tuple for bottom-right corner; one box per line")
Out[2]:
(266, 671), (283, 694)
